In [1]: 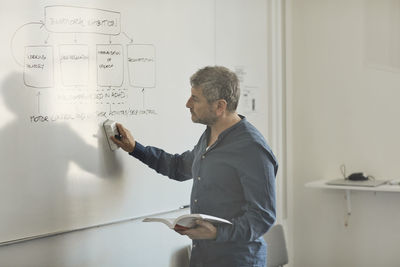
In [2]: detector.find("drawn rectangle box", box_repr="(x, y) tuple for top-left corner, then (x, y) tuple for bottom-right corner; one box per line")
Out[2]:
(59, 44), (89, 86)
(127, 44), (156, 88)
(45, 5), (121, 35)
(24, 46), (54, 88)
(96, 44), (123, 87)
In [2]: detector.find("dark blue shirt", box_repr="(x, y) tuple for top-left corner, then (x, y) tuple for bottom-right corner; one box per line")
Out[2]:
(130, 116), (277, 267)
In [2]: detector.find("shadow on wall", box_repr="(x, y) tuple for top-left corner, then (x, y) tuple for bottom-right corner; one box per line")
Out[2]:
(0, 71), (124, 244)
(169, 245), (191, 267)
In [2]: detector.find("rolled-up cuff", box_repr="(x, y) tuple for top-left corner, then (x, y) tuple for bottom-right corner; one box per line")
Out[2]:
(215, 224), (232, 242)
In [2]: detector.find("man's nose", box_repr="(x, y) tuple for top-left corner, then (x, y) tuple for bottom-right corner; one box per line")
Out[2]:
(186, 98), (192, 108)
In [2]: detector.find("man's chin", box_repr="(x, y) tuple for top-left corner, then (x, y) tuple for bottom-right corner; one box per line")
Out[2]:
(190, 117), (202, 124)
(190, 114), (198, 123)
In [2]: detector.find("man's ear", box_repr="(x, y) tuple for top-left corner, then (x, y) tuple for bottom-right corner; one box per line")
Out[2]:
(215, 99), (227, 115)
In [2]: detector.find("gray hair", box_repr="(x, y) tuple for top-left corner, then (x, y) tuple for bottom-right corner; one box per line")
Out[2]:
(190, 66), (240, 112)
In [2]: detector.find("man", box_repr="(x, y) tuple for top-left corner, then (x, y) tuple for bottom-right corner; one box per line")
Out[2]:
(111, 66), (277, 267)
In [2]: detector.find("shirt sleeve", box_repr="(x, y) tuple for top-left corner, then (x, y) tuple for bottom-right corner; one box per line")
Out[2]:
(215, 144), (277, 242)
(129, 141), (194, 182)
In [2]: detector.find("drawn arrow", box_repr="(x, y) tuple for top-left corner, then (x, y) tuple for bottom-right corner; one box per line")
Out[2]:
(122, 32), (133, 43)
(142, 88), (145, 109)
(39, 20), (45, 29)
(45, 33), (50, 44)
(10, 21), (46, 67)
(36, 91), (41, 114)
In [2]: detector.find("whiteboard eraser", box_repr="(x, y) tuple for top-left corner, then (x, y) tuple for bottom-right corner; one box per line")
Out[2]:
(103, 119), (120, 151)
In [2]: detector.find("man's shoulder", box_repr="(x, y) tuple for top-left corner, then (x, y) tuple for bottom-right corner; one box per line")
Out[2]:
(235, 119), (267, 145)
(234, 120), (278, 165)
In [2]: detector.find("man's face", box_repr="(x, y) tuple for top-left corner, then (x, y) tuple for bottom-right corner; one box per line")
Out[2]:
(186, 87), (218, 125)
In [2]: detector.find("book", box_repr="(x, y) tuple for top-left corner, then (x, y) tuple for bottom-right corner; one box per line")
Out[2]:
(143, 213), (232, 231)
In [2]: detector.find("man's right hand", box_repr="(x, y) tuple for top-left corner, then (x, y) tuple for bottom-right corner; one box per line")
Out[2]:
(110, 123), (136, 153)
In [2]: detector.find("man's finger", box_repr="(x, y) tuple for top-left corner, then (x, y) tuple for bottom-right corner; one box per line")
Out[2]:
(196, 220), (212, 229)
(116, 123), (127, 137)
(110, 135), (121, 145)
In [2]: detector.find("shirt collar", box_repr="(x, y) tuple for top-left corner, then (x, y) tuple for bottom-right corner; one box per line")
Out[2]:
(205, 114), (246, 141)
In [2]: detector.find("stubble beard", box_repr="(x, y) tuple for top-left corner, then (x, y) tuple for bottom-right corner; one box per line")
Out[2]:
(190, 110), (218, 126)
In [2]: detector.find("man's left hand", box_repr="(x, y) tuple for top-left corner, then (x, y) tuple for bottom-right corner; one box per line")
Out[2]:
(175, 220), (217, 240)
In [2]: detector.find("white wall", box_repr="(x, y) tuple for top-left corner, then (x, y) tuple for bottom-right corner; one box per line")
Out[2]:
(289, 0), (400, 266)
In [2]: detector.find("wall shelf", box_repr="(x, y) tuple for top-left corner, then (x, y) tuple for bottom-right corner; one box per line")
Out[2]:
(305, 179), (400, 193)
(305, 179), (400, 225)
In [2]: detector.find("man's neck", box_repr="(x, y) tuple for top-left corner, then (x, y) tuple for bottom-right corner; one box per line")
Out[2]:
(208, 112), (241, 146)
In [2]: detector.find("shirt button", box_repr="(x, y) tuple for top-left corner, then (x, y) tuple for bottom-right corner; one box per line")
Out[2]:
(197, 177), (201, 181)
(201, 155), (205, 159)
(194, 199), (198, 203)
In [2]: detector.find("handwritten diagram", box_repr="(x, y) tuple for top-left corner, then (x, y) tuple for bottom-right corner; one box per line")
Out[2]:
(10, 5), (157, 122)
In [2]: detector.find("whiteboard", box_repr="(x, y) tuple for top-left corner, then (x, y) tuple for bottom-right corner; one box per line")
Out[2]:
(0, 0), (270, 244)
